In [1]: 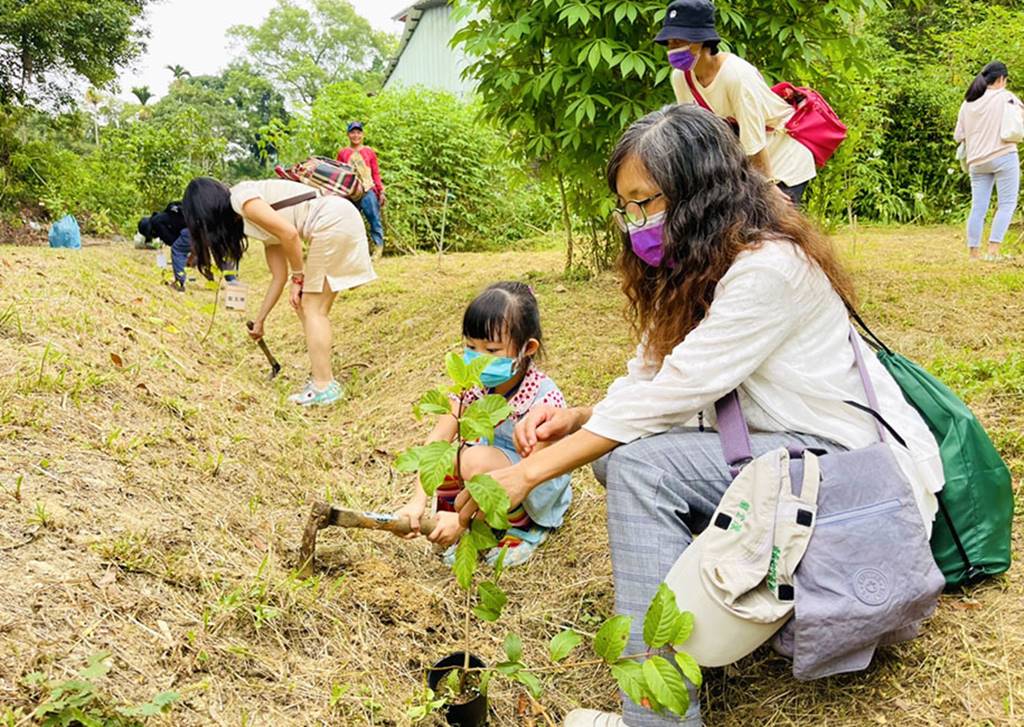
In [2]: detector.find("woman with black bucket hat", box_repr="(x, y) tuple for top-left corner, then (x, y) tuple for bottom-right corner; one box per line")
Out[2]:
(655, 0), (816, 205)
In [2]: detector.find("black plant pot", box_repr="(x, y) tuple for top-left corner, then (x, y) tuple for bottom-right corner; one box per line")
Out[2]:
(426, 652), (488, 727)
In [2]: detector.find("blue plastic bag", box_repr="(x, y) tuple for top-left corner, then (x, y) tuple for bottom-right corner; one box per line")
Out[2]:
(48, 215), (81, 249)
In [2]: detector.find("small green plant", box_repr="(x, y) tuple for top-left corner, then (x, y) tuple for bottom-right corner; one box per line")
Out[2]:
(24, 651), (179, 726)
(405, 688), (447, 721)
(28, 501), (52, 528)
(398, 353), (701, 719)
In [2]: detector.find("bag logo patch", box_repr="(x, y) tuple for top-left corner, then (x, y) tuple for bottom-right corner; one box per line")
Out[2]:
(853, 567), (890, 606)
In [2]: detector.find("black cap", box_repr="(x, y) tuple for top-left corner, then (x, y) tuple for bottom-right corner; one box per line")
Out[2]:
(655, 0), (720, 45)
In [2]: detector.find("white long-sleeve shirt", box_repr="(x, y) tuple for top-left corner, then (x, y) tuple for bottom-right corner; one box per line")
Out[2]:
(954, 87), (1024, 168)
(584, 240), (944, 531)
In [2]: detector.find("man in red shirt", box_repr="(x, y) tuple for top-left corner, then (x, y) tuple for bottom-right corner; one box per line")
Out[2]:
(337, 121), (386, 259)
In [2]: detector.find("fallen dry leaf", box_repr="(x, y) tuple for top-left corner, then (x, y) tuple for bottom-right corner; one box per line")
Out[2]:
(110, 353), (123, 368)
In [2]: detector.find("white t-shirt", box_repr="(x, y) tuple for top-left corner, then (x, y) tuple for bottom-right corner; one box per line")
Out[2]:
(230, 179), (320, 244)
(584, 239), (943, 532)
(671, 54), (816, 187)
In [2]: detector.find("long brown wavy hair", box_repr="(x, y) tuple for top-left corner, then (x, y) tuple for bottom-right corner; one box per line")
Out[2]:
(607, 105), (856, 362)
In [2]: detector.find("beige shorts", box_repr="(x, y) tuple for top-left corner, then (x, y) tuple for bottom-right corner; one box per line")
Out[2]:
(301, 196), (377, 294)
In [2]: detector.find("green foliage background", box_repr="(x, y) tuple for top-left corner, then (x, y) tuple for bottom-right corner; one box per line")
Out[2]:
(2, 0), (1024, 242)
(264, 82), (560, 252)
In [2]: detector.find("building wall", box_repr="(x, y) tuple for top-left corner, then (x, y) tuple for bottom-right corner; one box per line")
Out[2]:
(383, 5), (476, 98)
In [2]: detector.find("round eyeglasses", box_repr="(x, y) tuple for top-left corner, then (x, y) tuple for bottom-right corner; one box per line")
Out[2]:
(612, 193), (665, 232)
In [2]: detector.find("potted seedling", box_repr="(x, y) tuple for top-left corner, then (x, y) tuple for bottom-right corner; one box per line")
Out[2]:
(397, 353), (703, 725)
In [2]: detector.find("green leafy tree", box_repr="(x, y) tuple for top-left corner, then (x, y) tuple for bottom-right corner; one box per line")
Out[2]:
(165, 63), (191, 80)
(0, 0), (151, 105)
(152, 62), (289, 173)
(130, 85), (152, 106)
(227, 0), (398, 105)
(453, 0), (888, 269)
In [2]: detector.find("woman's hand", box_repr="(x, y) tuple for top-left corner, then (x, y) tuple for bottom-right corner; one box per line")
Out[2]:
(455, 462), (531, 529)
(394, 496), (427, 540)
(513, 405), (581, 457)
(428, 511), (466, 548)
(248, 318), (265, 341)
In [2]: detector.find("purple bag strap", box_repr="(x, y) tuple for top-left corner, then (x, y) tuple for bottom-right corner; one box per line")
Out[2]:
(715, 326), (889, 472)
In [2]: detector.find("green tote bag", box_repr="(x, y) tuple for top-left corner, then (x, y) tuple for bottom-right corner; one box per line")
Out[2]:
(854, 312), (1014, 587)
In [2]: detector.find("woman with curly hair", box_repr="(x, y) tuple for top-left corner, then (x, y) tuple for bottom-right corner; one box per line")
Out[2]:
(454, 105), (943, 727)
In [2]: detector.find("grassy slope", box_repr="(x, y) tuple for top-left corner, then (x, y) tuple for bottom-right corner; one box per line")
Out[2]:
(0, 225), (1021, 726)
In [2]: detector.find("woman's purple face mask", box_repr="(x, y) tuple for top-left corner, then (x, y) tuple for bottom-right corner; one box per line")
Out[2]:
(668, 47), (697, 72)
(628, 211), (669, 267)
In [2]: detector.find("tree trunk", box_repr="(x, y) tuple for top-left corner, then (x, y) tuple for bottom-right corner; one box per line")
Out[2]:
(556, 171), (573, 272)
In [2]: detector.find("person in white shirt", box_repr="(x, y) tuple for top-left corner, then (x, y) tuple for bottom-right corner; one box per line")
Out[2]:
(655, 0), (816, 206)
(954, 61), (1023, 261)
(452, 105), (943, 727)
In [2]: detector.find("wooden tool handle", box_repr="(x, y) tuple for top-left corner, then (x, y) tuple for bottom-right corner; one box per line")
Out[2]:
(329, 508), (439, 537)
(387, 514), (439, 537)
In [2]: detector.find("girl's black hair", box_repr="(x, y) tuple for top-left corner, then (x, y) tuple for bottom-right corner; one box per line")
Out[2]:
(182, 177), (246, 280)
(462, 282), (543, 359)
(966, 61), (1009, 102)
(704, 40), (720, 56)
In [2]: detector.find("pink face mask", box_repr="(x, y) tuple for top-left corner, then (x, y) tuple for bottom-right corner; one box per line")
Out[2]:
(668, 47), (697, 72)
(629, 211), (669, 267)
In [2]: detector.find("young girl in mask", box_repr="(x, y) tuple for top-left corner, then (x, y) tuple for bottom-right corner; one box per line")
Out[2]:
(395, 281), (572, 567)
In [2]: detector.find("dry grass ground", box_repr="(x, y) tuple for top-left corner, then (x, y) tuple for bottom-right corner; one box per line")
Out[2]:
(0, 224), (1021, 726)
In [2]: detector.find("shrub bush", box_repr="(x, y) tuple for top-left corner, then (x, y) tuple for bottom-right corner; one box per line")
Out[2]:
(265, 83), (559, 251)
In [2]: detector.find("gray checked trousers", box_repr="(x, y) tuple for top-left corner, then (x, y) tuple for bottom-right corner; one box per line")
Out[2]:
(592, 428), (844, 727)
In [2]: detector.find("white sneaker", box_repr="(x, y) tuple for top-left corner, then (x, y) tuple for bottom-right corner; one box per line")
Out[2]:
(564, 709), (626, 726)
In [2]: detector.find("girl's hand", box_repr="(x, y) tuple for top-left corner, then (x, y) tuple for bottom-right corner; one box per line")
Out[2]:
(428, 511), (466, 547)
(394, 497), (427, 540)
(289, 279), (303, 310)
(455, 462), (530, 529)
(248, 319), (265, 341)
(514, 405), (580, 457)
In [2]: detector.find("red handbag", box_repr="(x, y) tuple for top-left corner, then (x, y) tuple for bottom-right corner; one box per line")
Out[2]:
(683, 71), (846, 168)
(770, 82), (847, 168)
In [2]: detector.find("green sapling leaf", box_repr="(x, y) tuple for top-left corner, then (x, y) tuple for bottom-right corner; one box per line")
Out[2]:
(444, 669), (461, 696)
(466, 474), (511, 530)
(492, 543), (509, 581)
(464, 352), (493, 389)
(460, 405), (496, 443)
(512, 669), (543, 698)
(610, 659), (647, 707)
(466, 394), (513, 427)
(643, 583), (682, 649)
(453, 537), (477, 590)
(641, 656), (690, 716)
(674, 651), (702, 688)
(504, 632), (523, 663)
(593, 615), (632, 663)
(475, 582), (507, 621)
(394, 447), (421, 473)
(445, 351), (469, 389)
(673, 611), (694, 647)
(467, 519), (498, 550)
(548, 629), (583, 662)
(415, 389), (451, 419)
(415, 441), (458, 496)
